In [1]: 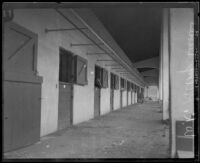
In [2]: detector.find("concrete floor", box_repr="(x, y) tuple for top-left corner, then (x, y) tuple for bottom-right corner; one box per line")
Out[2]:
(4, 101), (169, 159)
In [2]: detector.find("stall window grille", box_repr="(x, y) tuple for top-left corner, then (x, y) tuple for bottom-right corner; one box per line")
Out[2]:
(115, 75), (119, 90)
(111, 73), (119, 90)
(120, 78), (126, 90)
(127, 81), (131, 91)
(59, 48), (74, 83)
(95, 65), (102, 88)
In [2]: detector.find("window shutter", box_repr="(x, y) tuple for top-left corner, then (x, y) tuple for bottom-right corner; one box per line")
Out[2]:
(74, 55), (88, 85)
(102, 68), (108, 88)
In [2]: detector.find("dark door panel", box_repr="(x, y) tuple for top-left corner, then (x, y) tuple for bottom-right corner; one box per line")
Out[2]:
(58, 83), (73, 130)
(3, 22), (42, 152)
(94, 87), (100, 117)
(110, 89), (114, 111)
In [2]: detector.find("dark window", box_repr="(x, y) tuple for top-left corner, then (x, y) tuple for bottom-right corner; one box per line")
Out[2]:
(127, 81), (131, 91)
(111, 73), (119, 90)
(95, 65), (102, 88)
(115, 75), (119, 90)
(110, 73), (115, 89)
(120, 78), (126, 90)
(59, 48), (74, 83)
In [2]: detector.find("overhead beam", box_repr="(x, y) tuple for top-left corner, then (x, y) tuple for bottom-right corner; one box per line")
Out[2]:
(141, 69), (159, 77)
(111, 68), (124, 69)
(105, 64), (120, 67)
(133, 56), (159, 69)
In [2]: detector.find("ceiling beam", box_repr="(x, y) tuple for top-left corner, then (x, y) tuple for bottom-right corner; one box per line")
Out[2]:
(141, 69), (159, 77)
(133, 56), (159, 69)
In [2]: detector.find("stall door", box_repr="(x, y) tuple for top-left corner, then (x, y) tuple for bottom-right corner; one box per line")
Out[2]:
(58, 49), (73, 130)
(3, 22), (42, 152)
(131, 91), (133, 105)
(94, 87), (101, 117)
(127, 91), (129, 106)
(58, 83), (73, 130)
(110, 89), (114, 111)
(120, 90), (123, 109)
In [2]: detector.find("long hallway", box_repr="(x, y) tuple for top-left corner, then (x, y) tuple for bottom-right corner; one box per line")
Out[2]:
(4, 102), (169, 159)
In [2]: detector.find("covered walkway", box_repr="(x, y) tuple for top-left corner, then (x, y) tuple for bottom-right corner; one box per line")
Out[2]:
(4, 102), (169, 159)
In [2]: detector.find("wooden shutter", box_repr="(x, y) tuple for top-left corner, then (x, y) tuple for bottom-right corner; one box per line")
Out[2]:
(101, 68), (108, 88)
(4, 22), (38, 75)
(74, 55), (87, 85)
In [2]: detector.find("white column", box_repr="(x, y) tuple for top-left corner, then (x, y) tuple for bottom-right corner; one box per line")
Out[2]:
(169, 8), (194, 158)
(162, 9), (170, 120)
(159, 13), (163, 103)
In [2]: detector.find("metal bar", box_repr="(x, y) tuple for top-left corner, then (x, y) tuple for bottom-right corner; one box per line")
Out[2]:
(111, 68), (124, 69)
(45, 27), (87, 33)
(70, 43), (104, 47)
(86, 52), (108, 55)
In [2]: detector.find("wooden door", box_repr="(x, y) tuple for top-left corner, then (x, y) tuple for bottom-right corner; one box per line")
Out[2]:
(58, 83), (73, 130)
(3, 22), (42, 152)
(131, 91), (133, 105)
(110, 89), (114, 111)
(127, 91), (129, 106)
(58, 48), (74, 130)
(120, 90), (123, 109)
(94, 87), (101, 117)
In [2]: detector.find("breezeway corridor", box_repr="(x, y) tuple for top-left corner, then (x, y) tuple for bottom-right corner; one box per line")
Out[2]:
(4, 102), (169, 158)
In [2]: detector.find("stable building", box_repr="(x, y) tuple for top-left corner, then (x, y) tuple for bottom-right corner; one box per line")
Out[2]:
(3, 8), (145, 152)
(3, 3), (196, 159)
